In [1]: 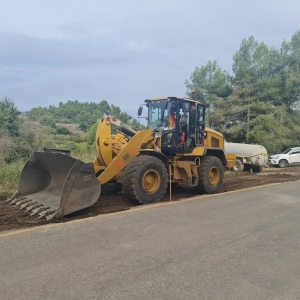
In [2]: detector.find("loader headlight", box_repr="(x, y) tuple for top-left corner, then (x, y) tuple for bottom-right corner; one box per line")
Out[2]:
(155, 133), (162, 138)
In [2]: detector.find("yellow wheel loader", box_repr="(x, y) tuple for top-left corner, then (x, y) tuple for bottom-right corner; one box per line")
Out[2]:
(7, 96), (236, 219)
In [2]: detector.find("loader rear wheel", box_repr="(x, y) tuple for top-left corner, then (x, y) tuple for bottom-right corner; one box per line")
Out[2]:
(121, 155), (168, 204)
(196, 156), (223, 194)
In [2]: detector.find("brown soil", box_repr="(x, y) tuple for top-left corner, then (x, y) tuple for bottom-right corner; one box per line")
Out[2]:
(1, 167), (300, 233)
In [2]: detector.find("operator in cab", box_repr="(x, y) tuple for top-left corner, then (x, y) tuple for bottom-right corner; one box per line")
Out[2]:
(168, 103), (177, 129)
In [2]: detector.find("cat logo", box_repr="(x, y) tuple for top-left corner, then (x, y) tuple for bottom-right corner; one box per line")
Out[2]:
(122, 153), (130, 162)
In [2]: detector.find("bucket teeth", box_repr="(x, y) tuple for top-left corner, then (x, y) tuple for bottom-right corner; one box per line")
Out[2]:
(19, 201), (34, 210)
(38, 209), (56, 220)
(9, 197), (25, 205)
(25, 204), (42, 213)
(45, 212), (57, 220)
(25, 202), (39, 213)
(29, 206), (47, 217)
(4, 195), (57, 219)
(15, 199), (31, 206)
(5, 191), (59, 219)
(5, 191), (19, 203)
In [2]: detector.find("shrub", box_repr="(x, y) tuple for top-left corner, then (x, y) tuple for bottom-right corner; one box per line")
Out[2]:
(56, 126), (72, 135)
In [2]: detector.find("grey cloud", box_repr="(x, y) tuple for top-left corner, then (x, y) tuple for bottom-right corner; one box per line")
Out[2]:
(0, 0), (299, 114)
(0, 33), (135, 67)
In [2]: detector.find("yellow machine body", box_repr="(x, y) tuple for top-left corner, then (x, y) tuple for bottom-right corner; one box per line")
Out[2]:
(93, 96), (235, 193)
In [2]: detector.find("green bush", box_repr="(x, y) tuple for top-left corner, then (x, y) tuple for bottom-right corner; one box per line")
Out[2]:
(72, 142), (95, 162)
(40, 115), (56, 128)
(87, 121), (99, 145)
(79, 121), (88, 132)
(56, 126), (72, 135)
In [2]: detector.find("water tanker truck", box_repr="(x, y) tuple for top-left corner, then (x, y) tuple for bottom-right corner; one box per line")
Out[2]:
(224, 141), (269, 173)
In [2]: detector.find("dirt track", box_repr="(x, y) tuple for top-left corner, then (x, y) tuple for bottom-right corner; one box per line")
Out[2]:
(1, 167), (300, 233)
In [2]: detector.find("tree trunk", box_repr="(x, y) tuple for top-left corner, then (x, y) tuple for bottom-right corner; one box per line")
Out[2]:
(246, 96), (250, 143)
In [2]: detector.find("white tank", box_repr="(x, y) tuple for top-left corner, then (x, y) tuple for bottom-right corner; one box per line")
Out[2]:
(224, 141), (268, 166)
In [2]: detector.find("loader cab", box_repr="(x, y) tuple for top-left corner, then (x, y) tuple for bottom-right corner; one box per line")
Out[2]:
(143, 97), (206, 156)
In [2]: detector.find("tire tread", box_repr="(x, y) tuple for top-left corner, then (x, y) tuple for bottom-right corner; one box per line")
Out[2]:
(121, 155), (168, 204)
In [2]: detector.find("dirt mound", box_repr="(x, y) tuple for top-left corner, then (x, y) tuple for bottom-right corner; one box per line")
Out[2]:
(1, 167), (300, 233)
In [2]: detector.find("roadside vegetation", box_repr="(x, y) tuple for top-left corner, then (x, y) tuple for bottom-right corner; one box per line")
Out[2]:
(186, 30), (300, 154)
(0, 161), (24, 196)
(0, 97), (146, 196)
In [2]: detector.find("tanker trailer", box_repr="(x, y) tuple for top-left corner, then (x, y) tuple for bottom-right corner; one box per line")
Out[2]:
(224, 141), (269, 173)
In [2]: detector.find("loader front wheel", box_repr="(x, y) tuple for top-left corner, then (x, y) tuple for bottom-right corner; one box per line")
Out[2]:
(196, 156), (224, 194)
(121, 155), (168, 204)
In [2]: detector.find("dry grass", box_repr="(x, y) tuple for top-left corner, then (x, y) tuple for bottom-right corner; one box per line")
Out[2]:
(55, 123), (86, 136)
(0, 160), (24, 196)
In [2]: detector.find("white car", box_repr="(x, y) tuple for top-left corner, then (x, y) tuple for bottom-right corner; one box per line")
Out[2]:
(269, 147), (300, 168)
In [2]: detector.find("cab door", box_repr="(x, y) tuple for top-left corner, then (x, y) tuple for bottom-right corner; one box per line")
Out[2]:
(195, 103), (205, 146)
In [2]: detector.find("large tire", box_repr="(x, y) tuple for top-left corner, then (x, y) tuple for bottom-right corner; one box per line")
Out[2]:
(243, 164), (251, 172)
(121, 155), (168, 204)
(233, 159), (244, 172)
(278, 159), (289, 168)
(196, 156), (224, 194)
(252, 165), (263, 173)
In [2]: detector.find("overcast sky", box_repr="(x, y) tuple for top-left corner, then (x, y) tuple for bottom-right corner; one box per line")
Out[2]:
(1, 0), (299, 117)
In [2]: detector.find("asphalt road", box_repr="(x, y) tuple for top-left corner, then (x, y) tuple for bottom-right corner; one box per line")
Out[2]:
(1, 181), (300, 300)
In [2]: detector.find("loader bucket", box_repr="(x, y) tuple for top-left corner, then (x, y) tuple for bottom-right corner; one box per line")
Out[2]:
(8, 151), (101, 220)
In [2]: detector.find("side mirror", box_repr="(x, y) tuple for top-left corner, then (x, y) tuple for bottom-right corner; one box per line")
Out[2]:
(138, 106), (143, 116)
